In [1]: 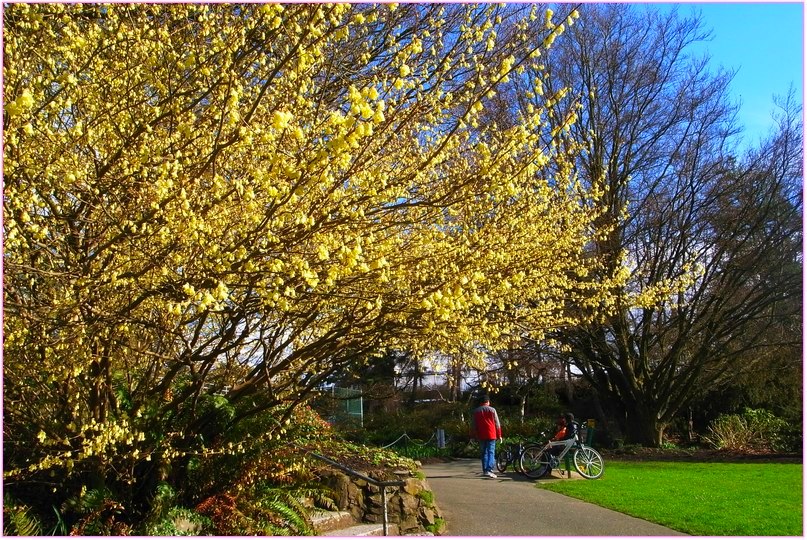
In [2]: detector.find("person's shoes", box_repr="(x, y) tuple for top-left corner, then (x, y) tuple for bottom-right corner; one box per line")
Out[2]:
(486, 471), (498, 478)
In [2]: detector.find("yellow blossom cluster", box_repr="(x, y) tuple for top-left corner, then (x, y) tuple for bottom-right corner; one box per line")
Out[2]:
(4, 3), (615, 479)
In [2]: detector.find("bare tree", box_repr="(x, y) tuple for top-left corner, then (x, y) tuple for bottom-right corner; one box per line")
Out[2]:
(516, 4), (802, 445)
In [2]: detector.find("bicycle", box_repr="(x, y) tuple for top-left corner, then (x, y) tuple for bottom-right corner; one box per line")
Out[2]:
(495, 441), (526, 474)
(519, 430), (604, 480)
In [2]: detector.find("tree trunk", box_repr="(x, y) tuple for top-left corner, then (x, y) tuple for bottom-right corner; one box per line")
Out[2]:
(561, 361), (573, 403)
(450, 361), (463, 402)
(622, 407), (665, 447)
(519, 394), (526, 423)
(687, 407), (694, 443)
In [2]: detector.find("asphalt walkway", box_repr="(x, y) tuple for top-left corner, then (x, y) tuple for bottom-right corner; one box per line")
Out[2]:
(421, 458), (686, 536)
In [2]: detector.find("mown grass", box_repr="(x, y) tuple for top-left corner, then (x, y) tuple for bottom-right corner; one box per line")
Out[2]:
(538, 461), (802, 536)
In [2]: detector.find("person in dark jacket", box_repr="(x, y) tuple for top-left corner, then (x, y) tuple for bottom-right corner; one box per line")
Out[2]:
(549, 412), (577, 455)
(470, 395), (503, 478)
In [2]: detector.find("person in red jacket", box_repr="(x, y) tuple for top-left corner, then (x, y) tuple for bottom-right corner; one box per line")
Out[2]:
(470, 395), (503, 478)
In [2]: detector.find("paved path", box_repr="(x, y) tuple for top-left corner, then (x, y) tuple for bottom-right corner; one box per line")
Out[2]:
(421, 458), (686, 536)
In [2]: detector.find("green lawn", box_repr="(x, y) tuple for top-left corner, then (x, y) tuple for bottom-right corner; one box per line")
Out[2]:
(538, 461), (803, 536)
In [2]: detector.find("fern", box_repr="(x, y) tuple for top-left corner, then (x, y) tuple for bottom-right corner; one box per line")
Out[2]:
(263, 497), (312, 536)
(62, 487), (129, 535)
(300, 485), (338, 511)
(238, 486), (315, 536)
(146, 506), (213, 536)
(3, 495), (42, 536)
(62, 486), (115, 515)
(195, 488), (313, 536)
(140, 483), (175, 534)
(142, 481), (176, 529)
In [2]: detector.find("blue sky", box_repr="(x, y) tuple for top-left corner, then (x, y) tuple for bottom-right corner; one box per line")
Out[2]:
(654, 2), (804, 149)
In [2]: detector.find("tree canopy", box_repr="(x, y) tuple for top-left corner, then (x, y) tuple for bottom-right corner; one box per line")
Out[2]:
(4, 3), (618, 489)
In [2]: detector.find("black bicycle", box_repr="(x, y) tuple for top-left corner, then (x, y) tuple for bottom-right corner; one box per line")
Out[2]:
(495, 441), (527, 474)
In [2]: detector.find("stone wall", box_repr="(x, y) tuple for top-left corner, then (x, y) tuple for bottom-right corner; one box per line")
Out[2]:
(322, 468), (445, 535)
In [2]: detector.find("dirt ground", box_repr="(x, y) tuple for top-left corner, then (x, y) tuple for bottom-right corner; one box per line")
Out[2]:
(419, 447), (802, 466)
(600, 446), (802, 463)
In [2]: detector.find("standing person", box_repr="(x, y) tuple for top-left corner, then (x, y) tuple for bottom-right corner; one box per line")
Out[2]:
(470, 395), (502, 478)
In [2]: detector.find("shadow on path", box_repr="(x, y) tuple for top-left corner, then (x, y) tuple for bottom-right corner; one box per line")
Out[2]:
(421, 458), (687, 536)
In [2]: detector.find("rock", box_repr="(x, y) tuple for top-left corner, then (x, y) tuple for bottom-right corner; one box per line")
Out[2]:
(316, 467), (444, 536)
(400, 493), (420, 514)
(418, 507), (435, 525)
(403, 478), (422, 495)
(400, 515), (421, 533)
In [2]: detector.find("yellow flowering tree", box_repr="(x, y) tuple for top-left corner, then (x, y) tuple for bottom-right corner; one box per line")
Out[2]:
(3, 2), (615, 504)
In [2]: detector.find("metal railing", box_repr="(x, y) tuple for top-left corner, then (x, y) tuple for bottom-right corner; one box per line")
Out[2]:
(380, 431), (438, 449)
(307, 451), (406, 536)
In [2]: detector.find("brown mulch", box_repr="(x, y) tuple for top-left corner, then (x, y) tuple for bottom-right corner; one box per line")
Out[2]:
(418, 449), (801, 465)
(417, 456), (455, 465)
(601, 447), (801, 463)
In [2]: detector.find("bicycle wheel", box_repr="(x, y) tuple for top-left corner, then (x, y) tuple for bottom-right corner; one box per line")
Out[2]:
(513, 447), (525, 474)
(495, 447), (510, 473)
(520, 444), (551, 479)
(572, 446), (604, 479)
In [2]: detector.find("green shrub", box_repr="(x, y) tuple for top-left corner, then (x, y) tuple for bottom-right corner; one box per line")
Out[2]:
(363, 402), (469, 445)
(743, 408), (800, 452)
(4, 403), (423, 536)
(498, 416), (554, 440)
(389, 443), (451, 461)
(703, 408), (798, 452)
(453, 439), (480, 458)
(703, 414), (753, 450)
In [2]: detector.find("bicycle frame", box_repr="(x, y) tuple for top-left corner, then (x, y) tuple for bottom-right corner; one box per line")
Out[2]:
(543, 437), (578, 461)
(519, 433), (605, 480)
(507, 441), (524, 457)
